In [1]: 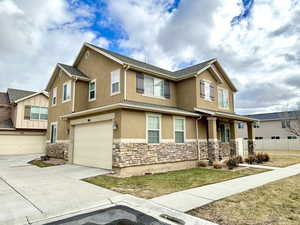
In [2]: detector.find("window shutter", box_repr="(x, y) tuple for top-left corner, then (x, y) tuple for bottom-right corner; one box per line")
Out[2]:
(24, 105), (31, 120)
(200, 80), (205, 98)
(164, 80), (170, 99)
(136, 73), (144, 93)
(210, 84), (215, 100)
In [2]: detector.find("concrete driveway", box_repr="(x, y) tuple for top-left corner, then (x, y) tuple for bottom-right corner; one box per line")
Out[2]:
(0, 155), (122, 225)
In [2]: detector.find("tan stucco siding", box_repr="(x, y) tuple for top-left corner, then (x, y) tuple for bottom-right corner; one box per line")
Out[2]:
(186, 117), (207, 140)
(126, 70), (177, 107)
(47, 70), (73, 140)
(176, 77), (196, 111)
(162, 115), (173, 139)
(120, 109), (146, 139)
(74, 80), (89, 112)
(76, 49), (124, 109)
(196, 70), (235, 113)
(15, 94), (48, 129)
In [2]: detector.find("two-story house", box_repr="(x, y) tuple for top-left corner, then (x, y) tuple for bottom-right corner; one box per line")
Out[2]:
(0, 88), (49, 155)
(45, 42), (256, 176)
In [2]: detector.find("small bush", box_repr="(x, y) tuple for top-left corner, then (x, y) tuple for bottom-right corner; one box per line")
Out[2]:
(226, 158), (238, 170)
(255, 153), (264, 164)
(198, 161), (208, 167)
(245, 155), (256, 164)
(235, 155), (243, 163)
(263, 153), (270, 162)
(213, 161), (223, 169)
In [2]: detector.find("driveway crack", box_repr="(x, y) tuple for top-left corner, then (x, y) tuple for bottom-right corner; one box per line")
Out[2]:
(0, 176), (44, 214)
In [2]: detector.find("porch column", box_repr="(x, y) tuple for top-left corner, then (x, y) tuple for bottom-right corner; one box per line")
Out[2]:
(247, 122), (255, 155)
(229, 120), (238, 157)
(207, 117), (219, 163)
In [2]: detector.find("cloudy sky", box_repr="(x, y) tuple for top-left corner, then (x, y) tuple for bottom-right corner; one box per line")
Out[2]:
(0, 0), (299, 114)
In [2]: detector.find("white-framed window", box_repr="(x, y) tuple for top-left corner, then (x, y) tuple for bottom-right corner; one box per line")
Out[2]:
(174, 117), (185, 143)
(238, 122), (244, 129)
(89, 79), (96, 101)
(220, 124), (230, 143)
(218, 88), (229, 109)
(62, 81), (71, 103)
(144, 75), (164, 98)
(52, 87), (57, 106)
(50, 122), (57, 144)
(24, 106), (48, 120)
(147, 114), (161, 144)
(111, 69), (120, 95)
(200, 80), (214, 101)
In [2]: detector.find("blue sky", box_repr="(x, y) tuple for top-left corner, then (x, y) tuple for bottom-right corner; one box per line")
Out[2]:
(0, 0), (300, 114)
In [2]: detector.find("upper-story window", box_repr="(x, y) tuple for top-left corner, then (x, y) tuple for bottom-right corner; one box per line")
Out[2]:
(200, 80), (214, 101)
(62, 81), (71, 103)
(24, 106), (48, 120)
(218, 88), (229, 109)
(89, 79), (96, 101)
(51, 87), (57, 106)
(174, 117), (185, 143)
(111, 69), (120, 95)
(136, 73), (170, 99)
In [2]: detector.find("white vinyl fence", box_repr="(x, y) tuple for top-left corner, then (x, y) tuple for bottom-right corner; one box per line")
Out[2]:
(242, 139), (300, 154)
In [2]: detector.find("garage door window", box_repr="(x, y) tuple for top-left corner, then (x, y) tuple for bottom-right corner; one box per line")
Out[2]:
(50, 123), (57, 144)
(147, 114), (160, 144)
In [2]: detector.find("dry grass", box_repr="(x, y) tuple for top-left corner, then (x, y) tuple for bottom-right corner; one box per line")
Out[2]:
(256, 150), (300, 167)
(189, 174), (300, 225)
(29, 160), (56, 168)
(84, 167), (267, 199)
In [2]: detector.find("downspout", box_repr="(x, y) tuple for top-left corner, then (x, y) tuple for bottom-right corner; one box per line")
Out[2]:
(196, 115), (202, 161)
(72, 78), (77, 113)
(123, 65), (130, 101)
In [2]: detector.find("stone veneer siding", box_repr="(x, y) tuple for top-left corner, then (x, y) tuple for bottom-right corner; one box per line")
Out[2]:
(46, 143), (69, 160)
(208, 141), (236, 162)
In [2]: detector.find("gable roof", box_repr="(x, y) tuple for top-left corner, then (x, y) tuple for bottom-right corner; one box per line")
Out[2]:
(58, 63), (89, 79)
(7, 88), (37, 103)
(73, 43), (237, 91)
(246, 111), (298, 121)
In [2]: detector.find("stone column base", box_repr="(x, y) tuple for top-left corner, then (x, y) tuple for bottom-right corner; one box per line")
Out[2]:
(248, 139), (255, 155)
(208, 141), (219, 163)
(46, 143), (69, 160)
(229, 140), (238, 157)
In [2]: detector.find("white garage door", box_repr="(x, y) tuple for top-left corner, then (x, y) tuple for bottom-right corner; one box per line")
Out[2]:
(0, 134), (46, 155)
(73, 120), (113, 169)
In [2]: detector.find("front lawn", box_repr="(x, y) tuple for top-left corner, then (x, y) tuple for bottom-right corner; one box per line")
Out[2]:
(256, 150), (300, 167)
(189, 174), (300, 225)
(29, 159), (56, 168)
(84, 167), (267, 199)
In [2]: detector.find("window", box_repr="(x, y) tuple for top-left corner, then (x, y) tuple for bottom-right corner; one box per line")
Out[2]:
(220, 124), (230, 143)
(218, 88), (229, 109)
(238, 122), (244, 129)
(89, 79), (96, 101)
(271, 136), (280, 139)
(62, 81), (71, 102)
(281, 120), (290, 128)
(111, 69), (120, 95)
(147, 114), (160, 144)
(50, 123), (57, 144)
(200, 80), (214, 101)
(254, 121), (260, 128)
(288, 136), (297, 139)
(255, 137), (263, 140)
(174, 117), (185, 143)
(52, 87), (57, 106)
(136, 73), (170, 98)
(24, 106), (48, 120)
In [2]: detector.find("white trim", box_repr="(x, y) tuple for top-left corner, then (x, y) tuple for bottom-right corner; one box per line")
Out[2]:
(218, 87), (229, 110)
(209, 64), (224, 83)
(142, 94), (167, 100)
(208, 138), (218, 142)
(57, 64), (90, 82)
(111, 69), (121, 96)
(51, 87), (57, 107)
(200, 79), (213, 102)
(62, 80), (72, 103)
(70, 113), (114, 125)
(146, 113), (162, 144)
(50, 122), (58, 144)
(14, 91), (49, 103)
(173, 116), (186, 143)
(88, 79), (97, 102)
(124, 65), (130, 100)
(161, 139), (175, 143)
(113, 138), (147, 144)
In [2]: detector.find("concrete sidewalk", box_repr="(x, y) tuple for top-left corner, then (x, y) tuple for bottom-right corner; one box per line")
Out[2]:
(151, 163), (300, 212)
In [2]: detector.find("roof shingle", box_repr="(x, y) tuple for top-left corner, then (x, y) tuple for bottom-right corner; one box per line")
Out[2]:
(58, 63), (89, 79)
(246, 111), (298, 120)
(7, 88), (36, 103)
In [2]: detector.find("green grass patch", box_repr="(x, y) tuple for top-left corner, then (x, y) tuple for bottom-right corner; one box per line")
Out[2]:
(84, 167), (267, 199)
(29, 160), (56, 168)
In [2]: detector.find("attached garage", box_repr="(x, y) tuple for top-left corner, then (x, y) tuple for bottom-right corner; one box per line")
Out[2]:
(0, 131), (46, 155)
(72, 114), (113, 170)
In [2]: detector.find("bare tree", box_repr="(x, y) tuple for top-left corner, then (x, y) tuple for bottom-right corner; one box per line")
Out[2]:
(281, 109), (300, 137)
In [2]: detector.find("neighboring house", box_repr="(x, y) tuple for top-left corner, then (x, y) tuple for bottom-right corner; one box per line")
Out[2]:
(0, 88), (49, 155)
(45, 42), (256, 176)
(237, 111), (300, 150)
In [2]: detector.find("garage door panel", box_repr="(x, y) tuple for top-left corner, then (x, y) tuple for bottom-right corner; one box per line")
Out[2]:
(0, 135), (46, 155)
(73, 120), (113, 170)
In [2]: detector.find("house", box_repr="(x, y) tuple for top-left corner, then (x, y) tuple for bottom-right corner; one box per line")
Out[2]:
(237, 111), (300, 150)
(0, 88), (49, 155)
(45, 42), (256, 176)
